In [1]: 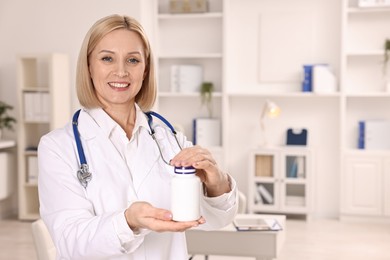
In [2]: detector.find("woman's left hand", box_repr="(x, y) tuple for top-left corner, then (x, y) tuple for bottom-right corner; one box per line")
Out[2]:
(170, 145), (231, 197)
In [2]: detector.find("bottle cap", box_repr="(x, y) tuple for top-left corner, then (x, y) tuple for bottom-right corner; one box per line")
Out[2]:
(174, 166), (196, 174)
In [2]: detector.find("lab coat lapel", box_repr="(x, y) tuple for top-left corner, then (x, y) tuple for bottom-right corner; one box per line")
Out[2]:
(131, 128), (159, 192)
(77, 110), (136, 194)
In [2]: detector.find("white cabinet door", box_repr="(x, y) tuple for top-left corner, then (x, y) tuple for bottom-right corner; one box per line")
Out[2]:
(343, 156), (382, 216)
(249, 147), (311, 216)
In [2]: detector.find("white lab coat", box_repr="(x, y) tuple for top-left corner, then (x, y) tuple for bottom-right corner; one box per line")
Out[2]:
(38, 107), (238, 260)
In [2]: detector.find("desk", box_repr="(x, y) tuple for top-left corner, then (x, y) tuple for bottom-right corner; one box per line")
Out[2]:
(0, 140), (16, 200)
(186, 214), (286, 260)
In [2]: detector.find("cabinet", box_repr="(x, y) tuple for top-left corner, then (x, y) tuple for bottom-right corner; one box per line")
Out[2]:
(153, 0), (226, 168)
(17, 53), (70, 220)
(340, 0), (390, 219)
(342, 152), (390, 218)
(248, 147), (312, 217)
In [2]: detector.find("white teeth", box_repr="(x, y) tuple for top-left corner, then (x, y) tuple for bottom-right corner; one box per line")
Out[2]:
(109, 82), (129, 88)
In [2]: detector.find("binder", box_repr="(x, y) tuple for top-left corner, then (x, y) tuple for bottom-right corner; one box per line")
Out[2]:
(312, 65), (337, 93)
(192, 118), (221, 146)
(171, 65), (203, 93)
(302, 65), (313, 92)
(363, 120), (390, 150)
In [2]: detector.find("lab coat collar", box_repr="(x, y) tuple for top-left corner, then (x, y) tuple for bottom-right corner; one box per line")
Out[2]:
(75, 107), (160, 193)
(78, 104), (150, 140)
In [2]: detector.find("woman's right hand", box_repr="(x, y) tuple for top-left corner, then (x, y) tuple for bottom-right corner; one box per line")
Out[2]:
(124, 201), (205, 233)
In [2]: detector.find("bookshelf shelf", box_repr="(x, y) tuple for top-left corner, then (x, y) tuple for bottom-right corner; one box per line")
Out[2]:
(347, 7), (390, 13)
(158, 53), (223, 59)
(158, 12), (223, 19)
(249, 147), (312, 218)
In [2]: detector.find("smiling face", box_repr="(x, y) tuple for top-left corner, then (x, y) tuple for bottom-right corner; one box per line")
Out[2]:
(88, 29), (146, 110)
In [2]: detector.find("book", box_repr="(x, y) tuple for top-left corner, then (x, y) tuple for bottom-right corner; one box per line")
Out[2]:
(254, 184), (263, 204)
(359, 120), (390, 150)
(302, 65), (313, 92)
(257, 184), (274, 204)
(192, 118), (221, 146)
(358, 121), (365, 149)
(233, 216), (282, 231)
(286, 157), (298, 178)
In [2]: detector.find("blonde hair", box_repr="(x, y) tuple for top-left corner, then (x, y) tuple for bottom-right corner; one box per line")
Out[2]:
(76, 14), (156, 111)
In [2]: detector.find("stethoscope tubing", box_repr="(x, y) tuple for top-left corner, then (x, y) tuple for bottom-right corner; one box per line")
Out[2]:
(73, 109), (182, 188)
(72, 110), (87, 165)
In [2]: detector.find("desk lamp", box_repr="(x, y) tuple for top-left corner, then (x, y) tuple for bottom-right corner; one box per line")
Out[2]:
(260, 100), (281, 146)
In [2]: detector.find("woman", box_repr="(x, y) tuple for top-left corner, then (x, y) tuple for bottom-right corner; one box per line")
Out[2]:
(38, 14), (238, 259)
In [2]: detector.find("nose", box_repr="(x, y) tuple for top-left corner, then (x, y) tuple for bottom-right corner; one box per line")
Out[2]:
(113, 61), (129, 77)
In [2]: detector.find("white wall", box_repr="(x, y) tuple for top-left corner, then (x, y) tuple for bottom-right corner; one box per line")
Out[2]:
(0, 0), (144, 217)
(0, 0), (341, 219)
(225, 0), (341, 218)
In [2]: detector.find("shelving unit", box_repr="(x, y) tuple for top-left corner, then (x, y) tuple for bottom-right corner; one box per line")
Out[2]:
(248, 147), (312, 218)
(150, 0), (390, 219)
(340, 0), (390, 219)
(17, 53), (70, 220)
(153, 0), (226, 168)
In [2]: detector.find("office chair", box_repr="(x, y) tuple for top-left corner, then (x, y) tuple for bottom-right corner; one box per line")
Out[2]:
(31, 219), (56, 260)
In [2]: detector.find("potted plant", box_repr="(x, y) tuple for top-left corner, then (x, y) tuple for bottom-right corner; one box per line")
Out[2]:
(384, 39), (390, 91)
(384, 38), (390, 73)
(200, 82), (214, 118)
(0, 101), (17, 139)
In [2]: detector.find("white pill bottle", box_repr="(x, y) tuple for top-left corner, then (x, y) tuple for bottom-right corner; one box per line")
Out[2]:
(171, 166), (201, 221)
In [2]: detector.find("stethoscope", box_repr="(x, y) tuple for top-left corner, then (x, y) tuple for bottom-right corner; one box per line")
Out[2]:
(72, 109), (182, 188)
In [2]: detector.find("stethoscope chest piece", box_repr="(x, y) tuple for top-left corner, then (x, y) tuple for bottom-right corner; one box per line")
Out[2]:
(77, 163), (92, 188)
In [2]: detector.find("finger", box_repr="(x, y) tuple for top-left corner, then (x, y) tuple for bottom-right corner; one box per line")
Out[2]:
(171, 146), (204, 162)
(193, 158), (217, 169)
(148, 207), (173, 221)
(145, 218), (198, 232)
(172, 147), (216, 167)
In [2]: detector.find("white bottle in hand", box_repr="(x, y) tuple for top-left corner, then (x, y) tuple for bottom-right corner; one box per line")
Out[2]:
(171, 166), (200, 221)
